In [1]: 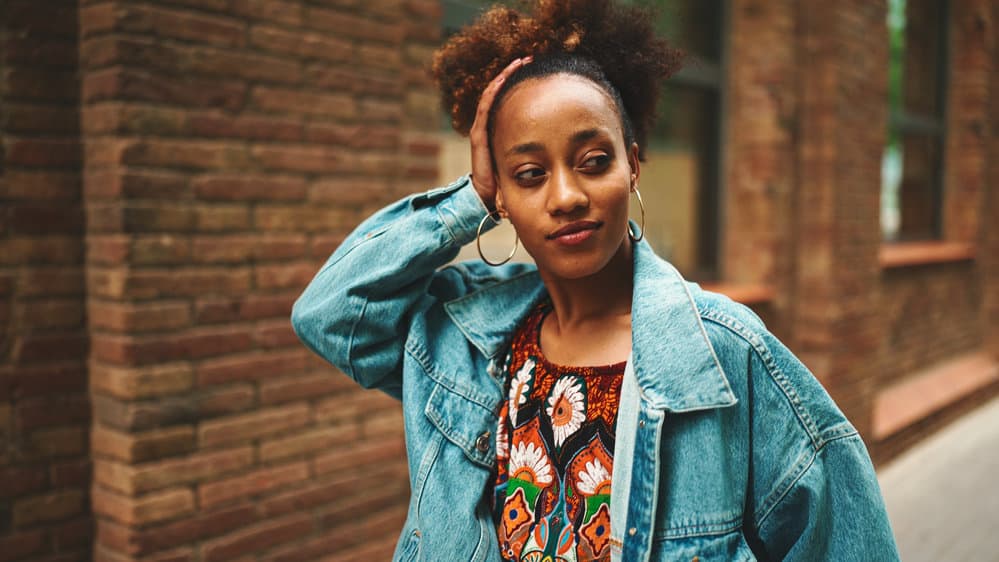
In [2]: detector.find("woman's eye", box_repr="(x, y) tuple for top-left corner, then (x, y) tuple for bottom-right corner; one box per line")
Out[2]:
(514, 168), (546, 183)
(581, 154), (610, 171)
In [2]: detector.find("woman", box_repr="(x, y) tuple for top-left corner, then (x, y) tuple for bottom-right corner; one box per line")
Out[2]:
(292, 1), (900, 560)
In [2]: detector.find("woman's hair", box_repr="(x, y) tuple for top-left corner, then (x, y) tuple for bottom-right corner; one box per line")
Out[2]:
(431, 0), (684, 157)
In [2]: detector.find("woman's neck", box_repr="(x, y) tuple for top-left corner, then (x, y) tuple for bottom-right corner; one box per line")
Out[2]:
(538, 238), (634, 330)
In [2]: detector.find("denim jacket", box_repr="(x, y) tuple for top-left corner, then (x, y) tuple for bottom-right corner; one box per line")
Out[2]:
(292, 176), (899, 561)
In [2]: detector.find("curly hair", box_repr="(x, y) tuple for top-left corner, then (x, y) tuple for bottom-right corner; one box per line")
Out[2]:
(431, 0), (684, 156)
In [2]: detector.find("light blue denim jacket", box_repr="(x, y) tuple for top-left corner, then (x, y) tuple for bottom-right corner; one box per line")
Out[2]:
(292, 176), (900, 561)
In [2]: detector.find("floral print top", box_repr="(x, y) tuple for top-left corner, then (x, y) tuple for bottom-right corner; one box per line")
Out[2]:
(493, 301), (625, 562)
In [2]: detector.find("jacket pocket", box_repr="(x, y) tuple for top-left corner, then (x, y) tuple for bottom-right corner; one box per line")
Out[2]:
(424, 380), (498, 469)
(649, 529), (757, 561)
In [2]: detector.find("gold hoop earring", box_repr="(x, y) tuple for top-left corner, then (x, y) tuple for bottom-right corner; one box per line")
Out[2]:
(476, 211), (519, 266)
(629, 187), (646, 242)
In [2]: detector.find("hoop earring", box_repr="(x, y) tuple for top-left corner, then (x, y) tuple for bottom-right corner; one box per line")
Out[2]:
(629, 187), (646, 242)
(476, 211), (520, 266)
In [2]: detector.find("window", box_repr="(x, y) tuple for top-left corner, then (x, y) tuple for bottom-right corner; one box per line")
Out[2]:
(882, 0), (949, 241)
(639, 0), (725, 279)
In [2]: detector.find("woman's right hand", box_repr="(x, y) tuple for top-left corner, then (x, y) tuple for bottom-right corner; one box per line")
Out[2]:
(469, 56), (532, 210)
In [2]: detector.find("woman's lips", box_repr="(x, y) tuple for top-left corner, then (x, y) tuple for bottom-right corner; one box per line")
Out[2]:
(547, 220), (602, 246)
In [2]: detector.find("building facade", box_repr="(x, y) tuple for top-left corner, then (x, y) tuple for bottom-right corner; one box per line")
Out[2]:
(0, 0), (996, 560)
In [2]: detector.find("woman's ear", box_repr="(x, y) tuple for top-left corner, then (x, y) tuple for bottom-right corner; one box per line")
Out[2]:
(495, 185), (507, 217)
(628, 142), (641, 191)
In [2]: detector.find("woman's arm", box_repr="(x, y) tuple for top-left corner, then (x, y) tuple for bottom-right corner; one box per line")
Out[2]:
(291, 177), (515, 398)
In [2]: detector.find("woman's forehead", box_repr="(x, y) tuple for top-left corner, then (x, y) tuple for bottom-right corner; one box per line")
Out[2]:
(493, 74), (624, 147)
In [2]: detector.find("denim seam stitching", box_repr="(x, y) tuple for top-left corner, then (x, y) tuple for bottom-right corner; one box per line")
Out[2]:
(699, 309), (823, 447)
(345, 295), (368, 379)
(753, 432), (860, 528)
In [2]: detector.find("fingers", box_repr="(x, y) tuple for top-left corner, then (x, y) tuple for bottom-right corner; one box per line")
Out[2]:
(472, 56), (533, 134)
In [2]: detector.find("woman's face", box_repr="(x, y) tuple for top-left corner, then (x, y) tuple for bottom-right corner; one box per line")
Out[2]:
(491, 74), (640, 281)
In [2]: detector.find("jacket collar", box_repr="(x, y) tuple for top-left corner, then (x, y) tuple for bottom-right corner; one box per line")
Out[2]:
(445, 240), (736, 412)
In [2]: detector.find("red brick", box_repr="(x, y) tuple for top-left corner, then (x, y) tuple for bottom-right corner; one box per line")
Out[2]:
(96, 447), (254, 495)
(2, 69), (79, 103)
(90, 362), (194, 400)
(2, 102), (78, 134)
(189, 113), (304, 141)
(190, 236), (255, 264)
(50, 459), (92, 488)
(17, 268), (84, 297)
(258, 426), (352, 462)
(260, 374), (344, 406)
(88, 235), (131, 265)
(198, 405), (310, 447)
(14, 299), (84, 330)
(303, 7), (405, 44)
(10, 332), (88, 364)
(130, 505), (256, 556)
(201, 514), (313, 562)
(2, 170), (81, 201)
(229, 0), (304, 26)
(26, 427), (87, 459)
(253, 263), (315, 290)
(194, 206), (251, 233)
(250, 87), (357, 119)
(92, 424), (195, 463)
(198, 462), (309, 509)
(0, 466), (48, 499)
(252, 321), (299, 349)
(13, 490), (85, 527)
(106, 4), (246, 48)
(17, 395), (90, 429)
(0, 362), (87, 399)
(249, 25), (352, 62)
(83, 68), (248, 112)
(193, 175), (307, 202)
(193, 292), (296, 323)
(314, 439), (404, 477)
(91, 327), (254, 365)
(195, 385), (256, 418)
(88, 267), (252, 300)
(91, 486), (194, 526)
(0, 529), (46, 561)
(197, 350), (308, 386)
(253, 206), (354, 232)
(0, 237), (83, 267)
(89, 300), (191, 333)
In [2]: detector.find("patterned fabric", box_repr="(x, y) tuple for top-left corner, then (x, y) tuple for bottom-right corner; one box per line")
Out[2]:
(494, 301), (625, 562)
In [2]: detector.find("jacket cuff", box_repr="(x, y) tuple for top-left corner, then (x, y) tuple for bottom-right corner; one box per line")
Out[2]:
(434, 175), (495, 246)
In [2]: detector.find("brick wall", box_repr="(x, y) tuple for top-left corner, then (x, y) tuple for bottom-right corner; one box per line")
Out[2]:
(79, 1), (440, 560)
(0, 1), (93, 560)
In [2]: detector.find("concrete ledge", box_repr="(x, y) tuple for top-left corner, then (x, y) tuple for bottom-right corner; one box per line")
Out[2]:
(873, 351), (999, 440)
(879, 241), (975, 269)
(700, 283), (775, 305)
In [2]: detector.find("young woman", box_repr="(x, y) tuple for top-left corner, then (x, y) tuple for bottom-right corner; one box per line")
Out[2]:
(292, 1), (900, 560)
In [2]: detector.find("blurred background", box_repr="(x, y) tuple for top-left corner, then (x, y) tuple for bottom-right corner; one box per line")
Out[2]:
(0, 0), (996, 560)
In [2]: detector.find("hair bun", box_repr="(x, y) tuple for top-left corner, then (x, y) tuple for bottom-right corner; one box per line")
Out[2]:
(432, 0), (683, 149)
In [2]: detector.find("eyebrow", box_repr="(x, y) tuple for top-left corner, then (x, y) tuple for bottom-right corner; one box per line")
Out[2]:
(504, 128), (605, 157)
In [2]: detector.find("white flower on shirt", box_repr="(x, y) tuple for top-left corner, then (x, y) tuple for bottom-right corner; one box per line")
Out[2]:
(509, 441), (553, 485)
(508, 358), (535, 424)
(577, 458), (611, 496)
(547, 376), (586, 447)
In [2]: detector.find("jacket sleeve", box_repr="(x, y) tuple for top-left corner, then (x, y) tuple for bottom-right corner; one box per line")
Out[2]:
(743, 332), (900, 561)
(290, 176), (517, 398)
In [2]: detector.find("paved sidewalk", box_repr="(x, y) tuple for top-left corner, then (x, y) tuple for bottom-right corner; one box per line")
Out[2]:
(877, 395), (999, 561)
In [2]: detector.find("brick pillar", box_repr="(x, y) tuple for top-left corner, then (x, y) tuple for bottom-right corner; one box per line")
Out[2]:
(724, 0), (797, 337)
(791, 1), (888, 438)
(987, 2), (999, 358)
(0, 1), (93, 560)
(80, 1), (441, 560)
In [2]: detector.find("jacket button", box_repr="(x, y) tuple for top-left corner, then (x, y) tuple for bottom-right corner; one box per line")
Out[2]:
(475, 431), (491, 453)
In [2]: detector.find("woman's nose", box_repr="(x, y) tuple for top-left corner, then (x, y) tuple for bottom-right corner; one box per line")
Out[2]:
(546, 169), (589, 215)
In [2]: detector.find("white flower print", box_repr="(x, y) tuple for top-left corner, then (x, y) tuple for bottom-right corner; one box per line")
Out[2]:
(509, 441), (553, 485)
(577, 458), (611, 496)
(508, 358), (535, 424)
(496, 416), (509, 460)
(546, 376), (586, 447)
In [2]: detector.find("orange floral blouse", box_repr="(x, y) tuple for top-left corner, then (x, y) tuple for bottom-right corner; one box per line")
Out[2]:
(493, 301), (625, 562)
